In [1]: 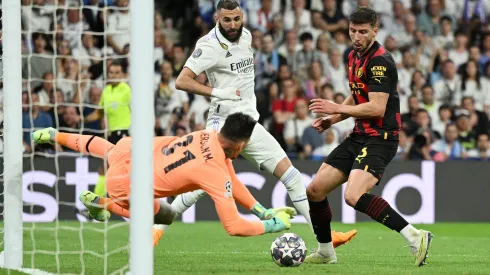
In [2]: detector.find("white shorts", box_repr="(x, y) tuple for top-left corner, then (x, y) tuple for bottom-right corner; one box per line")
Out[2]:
(206, 116), (287, 173)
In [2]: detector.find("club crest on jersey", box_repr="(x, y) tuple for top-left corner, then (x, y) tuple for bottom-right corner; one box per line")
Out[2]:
(356, 67), (364, 78)
(192, 48), (202, 58)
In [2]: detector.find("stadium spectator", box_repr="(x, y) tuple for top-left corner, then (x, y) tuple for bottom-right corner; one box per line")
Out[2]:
(272, 78), (298, 148)
(454, 109), (476, 150)
(420, 85), (441, 123)
(449, 30), (470, 69)
(283, 0), (312, 34)
(22, 93), (54, 153)
(434, 60), (460, 105)
(454, 60), (490, 111)
(50, 89), (65, 128)
(247, 0), (274, 33)
(382, 0), (405, 35)
(431, 123), (466, 160)
(461, 96), (490, 135)
(311, 128), (339, 159)
(294, 32), (328, 80)
(154, 60), (189, 136)
(107, 0), (130, 55)
(416, 0), (451, 37)
(255, 33), (288, 93)
(433, 16), (455, 50)
(269, 13), (286, 48)
(303, 61), (328, 99)
(326, 48), (349, 95)
(277, 30), (300, 65)
(284, 99), (314, 155)
(82, 86), (103, 134)
(467, 133), (490, 160)
(432, 104), (453, 137)
(72, 33), (102, 72)
(321, 0), (348, 35)
(23, 32), (55, 88)
(21, 0), (53, 33)
(63, 3), (90, 49)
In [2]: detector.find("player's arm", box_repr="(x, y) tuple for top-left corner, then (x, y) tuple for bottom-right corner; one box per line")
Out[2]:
(199, 165), (291, 236)
(310, 56), (391, 119)
(175, 43), (240, 101)
(327, 95), (355, 124)
(336, 92), (389, 118)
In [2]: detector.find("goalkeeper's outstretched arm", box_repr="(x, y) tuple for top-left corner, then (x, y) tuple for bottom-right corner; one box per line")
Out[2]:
(199, 167), (292, 237)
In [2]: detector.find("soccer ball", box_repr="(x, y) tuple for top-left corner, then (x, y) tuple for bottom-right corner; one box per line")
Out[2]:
(270, 233), (307, 267)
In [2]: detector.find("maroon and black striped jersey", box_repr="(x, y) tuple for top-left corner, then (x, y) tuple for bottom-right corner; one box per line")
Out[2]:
(347, 41), (401, 140)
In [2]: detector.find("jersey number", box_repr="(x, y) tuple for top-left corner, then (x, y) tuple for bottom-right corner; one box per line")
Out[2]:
(162, 135), (196, 173)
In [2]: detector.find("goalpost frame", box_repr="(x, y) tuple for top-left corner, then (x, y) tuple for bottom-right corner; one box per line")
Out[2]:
(3, 0), (24, 269)
(129, 0), (154, 274)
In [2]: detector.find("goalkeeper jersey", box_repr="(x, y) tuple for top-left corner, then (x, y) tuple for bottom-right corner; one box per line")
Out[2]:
(108, 130), (265, 236)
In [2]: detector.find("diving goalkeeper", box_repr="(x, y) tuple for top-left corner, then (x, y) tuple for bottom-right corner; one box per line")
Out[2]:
(32, 113), (295, 241)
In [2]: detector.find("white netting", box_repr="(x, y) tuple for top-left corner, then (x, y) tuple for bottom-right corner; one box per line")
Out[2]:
(2, 0), (135, 274)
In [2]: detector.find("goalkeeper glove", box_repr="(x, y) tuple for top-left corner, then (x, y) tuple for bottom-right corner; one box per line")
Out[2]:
(211, 87), (241, 101)
(251, 203), (297, 220)
(262, 211), (292, 233)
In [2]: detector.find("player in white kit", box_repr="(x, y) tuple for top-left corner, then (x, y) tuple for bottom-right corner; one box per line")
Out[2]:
(157, 0), (356, 246)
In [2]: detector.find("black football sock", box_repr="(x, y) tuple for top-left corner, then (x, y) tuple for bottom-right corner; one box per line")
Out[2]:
(354, 193), (408, 232)
(308, 197), (332, 243)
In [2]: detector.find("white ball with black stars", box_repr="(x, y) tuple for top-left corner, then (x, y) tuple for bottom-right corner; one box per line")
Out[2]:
(270, 233), (307, 267)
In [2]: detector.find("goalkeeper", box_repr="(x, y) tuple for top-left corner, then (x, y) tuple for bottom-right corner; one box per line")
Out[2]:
(33, 113), (296, 242)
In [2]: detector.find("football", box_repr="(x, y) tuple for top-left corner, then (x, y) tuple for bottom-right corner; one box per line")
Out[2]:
(270, 233), (307, 267)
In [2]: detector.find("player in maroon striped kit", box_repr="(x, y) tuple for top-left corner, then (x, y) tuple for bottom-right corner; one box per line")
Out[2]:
(304, 6), (433, 267)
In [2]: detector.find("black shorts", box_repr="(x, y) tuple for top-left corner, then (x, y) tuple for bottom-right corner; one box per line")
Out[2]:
(108, 130), (130, 144)
(324, 134), (398, 182)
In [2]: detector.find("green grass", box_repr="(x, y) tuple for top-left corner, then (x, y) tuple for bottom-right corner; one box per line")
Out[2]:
(1, 222), (490, 275)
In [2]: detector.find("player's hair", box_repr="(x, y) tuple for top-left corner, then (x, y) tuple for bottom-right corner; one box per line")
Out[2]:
(220, 113), (256, 142)
(349, 6), (378, 27)
(216, 0), (241, 10)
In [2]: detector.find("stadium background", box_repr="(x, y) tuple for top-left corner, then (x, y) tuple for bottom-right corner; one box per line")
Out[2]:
(1, 0), (490, 222)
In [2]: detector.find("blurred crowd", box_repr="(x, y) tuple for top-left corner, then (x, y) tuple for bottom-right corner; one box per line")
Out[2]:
(4, 0), (490, 161)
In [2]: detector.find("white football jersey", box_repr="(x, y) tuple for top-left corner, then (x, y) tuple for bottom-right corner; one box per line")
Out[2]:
(184, 26), (259, 121)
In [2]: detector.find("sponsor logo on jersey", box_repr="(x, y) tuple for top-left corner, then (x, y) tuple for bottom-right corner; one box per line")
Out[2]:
(230, 57), (254, 74)
(226, 51), (232, 58)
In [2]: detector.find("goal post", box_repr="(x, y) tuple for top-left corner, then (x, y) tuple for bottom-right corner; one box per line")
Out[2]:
(129, 0), (155, 274)
(2, 0), (24, 270)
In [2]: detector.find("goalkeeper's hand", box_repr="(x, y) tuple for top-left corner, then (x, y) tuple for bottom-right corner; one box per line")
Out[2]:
(262, 207), (297, 220)
(262, 211), (292, 233)
(251, 203), (297, 220)
(211, 87), (241, 101)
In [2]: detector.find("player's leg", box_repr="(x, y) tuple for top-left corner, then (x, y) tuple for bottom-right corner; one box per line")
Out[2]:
(240, 124), (311, 225)
(304, 137), (360, 264)
(347, 140), (433, 266)
(240, 123), (356, 247)
(32, 127), (115, 158)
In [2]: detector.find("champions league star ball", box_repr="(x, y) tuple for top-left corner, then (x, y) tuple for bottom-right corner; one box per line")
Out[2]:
(270, 233), (307, 267)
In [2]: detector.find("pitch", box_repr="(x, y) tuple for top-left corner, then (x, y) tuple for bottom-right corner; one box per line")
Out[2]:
(1, 222), (489, 274)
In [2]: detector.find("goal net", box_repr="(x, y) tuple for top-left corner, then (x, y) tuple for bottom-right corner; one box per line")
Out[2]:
(0, 0), (154, 274)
